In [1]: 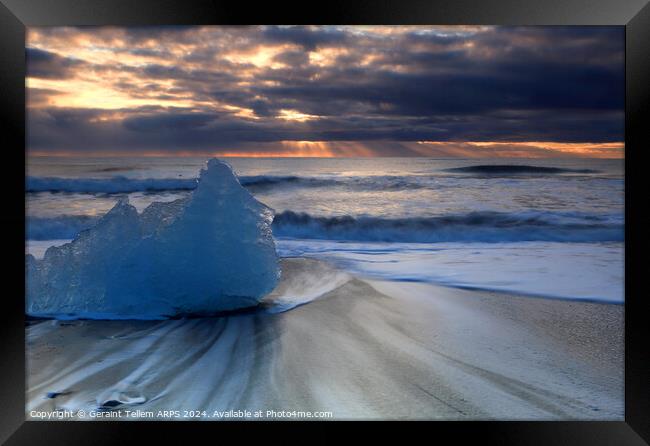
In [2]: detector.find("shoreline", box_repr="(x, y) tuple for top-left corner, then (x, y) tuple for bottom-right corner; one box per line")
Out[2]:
(26, 258), (623, 420)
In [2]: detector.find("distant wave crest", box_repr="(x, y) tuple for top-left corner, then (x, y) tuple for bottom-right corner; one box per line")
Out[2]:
(445, 165), (600, 175)
(26, 174), (431, 194)
(240, 175), (337, 189)
(27, 215), (102, 240)
(26, 176), (198, 193)
(26, 175), (342, 194)
(26, 166), (605, 195)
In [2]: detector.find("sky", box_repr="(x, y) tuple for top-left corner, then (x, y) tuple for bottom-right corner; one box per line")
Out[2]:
(26, 25), (624, 158)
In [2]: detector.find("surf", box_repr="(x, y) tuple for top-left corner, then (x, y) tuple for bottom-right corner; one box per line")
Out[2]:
(272, 210), (623, 243)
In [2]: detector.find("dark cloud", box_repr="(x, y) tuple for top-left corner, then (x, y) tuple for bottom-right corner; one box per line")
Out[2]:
(261, 26), (348, 51)
(26, 87), (62, 106)
(122, 113), (217, 132)
(26, 47), (83, 79)
(273, 50), (310, 67)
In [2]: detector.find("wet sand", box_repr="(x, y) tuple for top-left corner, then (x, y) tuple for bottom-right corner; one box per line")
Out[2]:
(26, 258), (623, 420)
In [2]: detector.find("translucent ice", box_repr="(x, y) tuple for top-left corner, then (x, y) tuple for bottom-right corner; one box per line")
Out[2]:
(26, 159), (280, 319)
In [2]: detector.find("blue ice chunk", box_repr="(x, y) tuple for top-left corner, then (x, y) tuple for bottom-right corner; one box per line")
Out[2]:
(26, 159), (280, 319)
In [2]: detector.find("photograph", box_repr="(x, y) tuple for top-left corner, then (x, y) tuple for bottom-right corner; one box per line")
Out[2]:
(24, 24), (625, 421)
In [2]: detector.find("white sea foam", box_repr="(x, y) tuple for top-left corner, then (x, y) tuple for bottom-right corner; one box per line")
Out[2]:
(277, 239), (624, 303)
(262, 258), (351, 312)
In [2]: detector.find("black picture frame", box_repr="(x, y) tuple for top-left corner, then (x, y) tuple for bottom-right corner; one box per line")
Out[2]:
(1, 0), (647, 443)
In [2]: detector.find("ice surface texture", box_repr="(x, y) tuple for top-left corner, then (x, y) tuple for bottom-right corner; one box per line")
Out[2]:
(26, 159), (280, 319)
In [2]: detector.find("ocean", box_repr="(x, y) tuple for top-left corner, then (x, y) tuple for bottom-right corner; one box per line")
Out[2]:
(25, 156), (624, 303)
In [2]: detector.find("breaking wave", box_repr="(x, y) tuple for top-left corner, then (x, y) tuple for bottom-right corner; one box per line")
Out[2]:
(272, 210), (623, 243)
(28, 210), (624, 243)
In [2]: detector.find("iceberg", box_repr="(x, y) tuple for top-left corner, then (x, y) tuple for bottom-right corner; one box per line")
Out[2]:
(26, 159), (280, 319)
